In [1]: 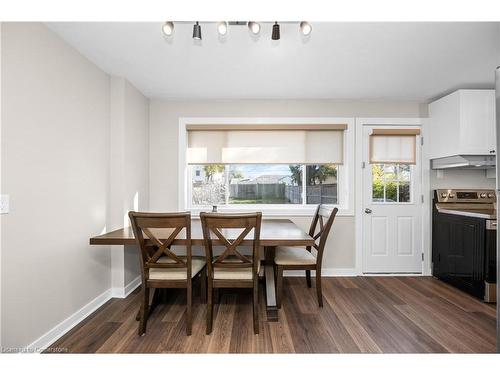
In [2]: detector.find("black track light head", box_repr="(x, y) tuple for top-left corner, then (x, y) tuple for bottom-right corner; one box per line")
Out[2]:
(193, 21), (202, 40)
(272, 22), (280, 40)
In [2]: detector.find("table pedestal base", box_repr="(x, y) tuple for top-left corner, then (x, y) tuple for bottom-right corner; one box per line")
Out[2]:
(264, 246), (278, 322)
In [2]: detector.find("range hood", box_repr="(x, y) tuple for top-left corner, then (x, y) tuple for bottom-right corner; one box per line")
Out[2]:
(431, 154), (496, 170)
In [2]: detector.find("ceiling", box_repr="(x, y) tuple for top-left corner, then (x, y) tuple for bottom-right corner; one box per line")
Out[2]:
(46, 22), (500, 101)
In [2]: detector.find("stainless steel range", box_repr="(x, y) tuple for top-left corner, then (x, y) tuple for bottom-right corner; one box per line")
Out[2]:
(432, 189), (497, 302)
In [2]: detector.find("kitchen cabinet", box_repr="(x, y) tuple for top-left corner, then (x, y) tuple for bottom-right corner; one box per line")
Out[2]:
(432, 209), (485, 299)
(427, 89), (496, 159)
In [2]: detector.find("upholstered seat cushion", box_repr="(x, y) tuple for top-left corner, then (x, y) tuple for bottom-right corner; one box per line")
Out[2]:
(274, 246), (317, 265)
(149, 256), (206, 280)
(213, 257), (260, 280)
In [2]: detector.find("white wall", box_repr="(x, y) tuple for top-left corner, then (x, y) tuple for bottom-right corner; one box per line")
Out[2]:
(0, 21), (3, 350)
(149, 99), (426, 270)
(1, 23), (111, 348)
(109, 77), (149, 290)
(429, 169), (496, 190)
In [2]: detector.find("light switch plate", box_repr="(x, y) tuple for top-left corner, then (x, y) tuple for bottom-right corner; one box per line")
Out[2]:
(0, 195), (9, 214)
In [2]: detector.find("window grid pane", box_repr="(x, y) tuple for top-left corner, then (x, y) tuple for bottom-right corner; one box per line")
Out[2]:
(372, 163), (411, 203)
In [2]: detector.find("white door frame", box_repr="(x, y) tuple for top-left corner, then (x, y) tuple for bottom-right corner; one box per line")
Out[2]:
(355, 118), (428, 275)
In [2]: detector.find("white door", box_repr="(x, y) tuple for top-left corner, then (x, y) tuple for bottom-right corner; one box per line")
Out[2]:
(362, 126), (423, 273)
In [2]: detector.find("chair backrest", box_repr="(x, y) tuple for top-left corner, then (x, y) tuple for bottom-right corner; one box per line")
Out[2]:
(200, 212), (262, 279)
(128, 211), (192, 280)
(308, 205), (338, 267)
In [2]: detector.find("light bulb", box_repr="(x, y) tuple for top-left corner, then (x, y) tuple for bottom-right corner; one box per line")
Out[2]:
(300, 21), (312, 36)
(248, 21), (261, 35)
(217, 21), (228, 36)
(162, 21), (174, 37)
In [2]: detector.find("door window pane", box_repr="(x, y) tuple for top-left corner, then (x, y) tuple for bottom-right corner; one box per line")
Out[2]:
(399, 182), (410, 202)
(372, 164), (411, 203)
(305, 165), (338, 204)
(386, 181), (398, 202)
(398, 164), (410, 181)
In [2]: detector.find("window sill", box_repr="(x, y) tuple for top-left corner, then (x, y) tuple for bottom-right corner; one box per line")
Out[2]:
(186, 205), (354, 217)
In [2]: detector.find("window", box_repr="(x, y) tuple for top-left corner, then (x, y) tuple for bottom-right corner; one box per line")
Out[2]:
(372, 164), (411, 203)
(183, 121), (353, 213)
(190, 164), (338, 206)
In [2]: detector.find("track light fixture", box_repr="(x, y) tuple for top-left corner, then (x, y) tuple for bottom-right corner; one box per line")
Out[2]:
(247, 21), (261, 35)
(192, 21), (202, 40)
(162, 21), (311, 42)
(217, 21), (228, 36)
(272, 22), (280, 40)
(300, 21), (312, 36)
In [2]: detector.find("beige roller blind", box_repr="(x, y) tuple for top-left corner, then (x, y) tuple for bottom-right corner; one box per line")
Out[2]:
(186, 124), (346, 164)
(369, 128), (420, 164)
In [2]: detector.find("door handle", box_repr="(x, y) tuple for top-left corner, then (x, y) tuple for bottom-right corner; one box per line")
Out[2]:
(365, 208), (372, 214)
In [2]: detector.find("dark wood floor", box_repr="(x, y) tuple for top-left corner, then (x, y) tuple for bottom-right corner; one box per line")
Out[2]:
(47, 277), (497, 353)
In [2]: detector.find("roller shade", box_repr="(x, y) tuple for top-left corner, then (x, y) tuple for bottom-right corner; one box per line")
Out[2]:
(369, 128), (420, 164)
(187, 124), (346, 165)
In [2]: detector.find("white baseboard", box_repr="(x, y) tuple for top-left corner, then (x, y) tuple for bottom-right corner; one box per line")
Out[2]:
(362, 273), (424, 277)
(111, 275), (141, 298)
(26, 288), (112, 353)
(284, 268), (357, 277)
(26, 275), (142, 353)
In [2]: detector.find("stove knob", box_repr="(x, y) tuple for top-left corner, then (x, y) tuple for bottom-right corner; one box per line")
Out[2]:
(441, 192), (448, 199)
(480, 193), (487, 198)
(487, 193), (495, 199)
(448, 193), (455, 198)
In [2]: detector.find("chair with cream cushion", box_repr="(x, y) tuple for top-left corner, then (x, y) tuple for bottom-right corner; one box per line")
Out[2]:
(128, 211), (206, 336)
(274, 205), (338, 308)
(200, 212), (262, 334)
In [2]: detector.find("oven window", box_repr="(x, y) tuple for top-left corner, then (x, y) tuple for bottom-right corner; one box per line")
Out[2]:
(372, 164), (411, 203)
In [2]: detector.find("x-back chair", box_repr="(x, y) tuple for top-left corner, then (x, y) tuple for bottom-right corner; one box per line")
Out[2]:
(128, 211), (206, 336)
(200, 212), (262, 334)
(274, 205), (338, 308)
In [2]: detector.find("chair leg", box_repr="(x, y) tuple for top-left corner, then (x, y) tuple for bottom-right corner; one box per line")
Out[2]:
(206, 278), (213, 334)
(136, 286), (157, 321)
(186, 280), (192, 336)
(316, 269), (323, 308)
(135, 307), (141, 321)
(276, 266), (284, 309)
(305, 270), (312, 288)
(138, 286), (150, 336)
(200, 267), (207, 304)
(253, 277), (259, 334)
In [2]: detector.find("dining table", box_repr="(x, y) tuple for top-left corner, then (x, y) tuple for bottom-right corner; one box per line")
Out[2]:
(89, 218), (315, 321)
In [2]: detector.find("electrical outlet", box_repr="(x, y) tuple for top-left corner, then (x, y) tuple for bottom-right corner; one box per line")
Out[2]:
(0, 195), (10, 214)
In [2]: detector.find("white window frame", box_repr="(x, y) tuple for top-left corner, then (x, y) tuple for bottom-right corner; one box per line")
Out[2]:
(178, 117), (355, 217)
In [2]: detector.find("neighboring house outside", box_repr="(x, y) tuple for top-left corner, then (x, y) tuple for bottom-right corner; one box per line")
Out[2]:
(192, 166), (206, 183)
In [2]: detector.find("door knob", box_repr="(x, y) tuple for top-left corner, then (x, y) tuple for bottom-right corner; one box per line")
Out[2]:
(365, 208), (372, 214)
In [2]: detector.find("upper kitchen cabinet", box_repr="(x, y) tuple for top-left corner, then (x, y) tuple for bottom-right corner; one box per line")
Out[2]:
(427, 89), (496, 159)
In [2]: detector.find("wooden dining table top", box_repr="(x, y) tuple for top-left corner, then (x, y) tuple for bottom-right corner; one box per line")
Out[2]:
(90, 218), (315, 247)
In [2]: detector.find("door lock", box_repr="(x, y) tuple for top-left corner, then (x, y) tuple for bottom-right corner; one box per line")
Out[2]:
(365, 208), (372, 214)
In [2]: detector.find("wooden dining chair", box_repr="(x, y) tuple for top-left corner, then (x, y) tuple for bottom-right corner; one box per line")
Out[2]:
(274, 205), (338, 308)
(128, 211), (206, 336)
(200, 212), (262, 334)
